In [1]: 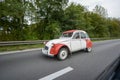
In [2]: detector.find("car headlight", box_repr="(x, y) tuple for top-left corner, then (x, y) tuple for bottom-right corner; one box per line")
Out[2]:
(51, 43), (55, 47)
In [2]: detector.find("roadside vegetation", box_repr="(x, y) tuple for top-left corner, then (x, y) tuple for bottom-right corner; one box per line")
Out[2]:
(0, 0), (120, 41)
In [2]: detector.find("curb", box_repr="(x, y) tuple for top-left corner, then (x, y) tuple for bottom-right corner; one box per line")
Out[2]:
(0, 48), (42, 55)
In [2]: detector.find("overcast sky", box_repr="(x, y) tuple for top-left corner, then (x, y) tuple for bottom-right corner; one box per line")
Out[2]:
(69, 0), (120, 18)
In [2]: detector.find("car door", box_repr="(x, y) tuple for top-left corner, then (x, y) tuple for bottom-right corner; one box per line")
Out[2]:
(80, 32), (87, 49)
(70, 32), (81, 52)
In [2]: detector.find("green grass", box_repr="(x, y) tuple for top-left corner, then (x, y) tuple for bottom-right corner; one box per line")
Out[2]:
(0, 44), (44, 52)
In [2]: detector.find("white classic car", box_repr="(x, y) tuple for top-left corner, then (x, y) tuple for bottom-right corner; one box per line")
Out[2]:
(42, 30), (92, 60)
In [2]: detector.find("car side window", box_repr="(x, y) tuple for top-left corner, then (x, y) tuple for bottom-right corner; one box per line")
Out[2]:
(73, 33), (80, 39)
(80, 32), (86, 39)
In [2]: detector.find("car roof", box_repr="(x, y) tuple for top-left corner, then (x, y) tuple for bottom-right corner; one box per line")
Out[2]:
(63, 30), (86, 33)
(63, 30), (76, 33)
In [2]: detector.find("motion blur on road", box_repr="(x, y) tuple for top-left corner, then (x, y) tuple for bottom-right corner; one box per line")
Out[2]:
(0, 39), (120, 80)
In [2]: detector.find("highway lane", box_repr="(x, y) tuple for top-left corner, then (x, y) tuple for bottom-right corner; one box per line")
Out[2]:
(0, 39), (120, 80)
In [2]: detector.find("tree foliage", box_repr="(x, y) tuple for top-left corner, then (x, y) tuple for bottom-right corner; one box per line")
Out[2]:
(93, 5), (108, 17)
(31, 0), (68, 39)
(0, 0), (31, 41)
(61, 3), (86, 31)
(0, 0), (120, 41)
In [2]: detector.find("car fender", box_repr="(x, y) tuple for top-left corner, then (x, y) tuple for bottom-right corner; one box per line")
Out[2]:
(85, 39), (92, 48)
(50, 43), (70, 55)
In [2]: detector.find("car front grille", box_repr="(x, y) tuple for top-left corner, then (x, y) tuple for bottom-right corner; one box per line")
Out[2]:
(44, 46), (48, 50)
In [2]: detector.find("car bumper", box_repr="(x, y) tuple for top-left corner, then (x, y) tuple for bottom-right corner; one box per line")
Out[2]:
(41, 48), (54, 57)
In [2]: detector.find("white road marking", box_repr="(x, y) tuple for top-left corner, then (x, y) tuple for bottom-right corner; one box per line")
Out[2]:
(38, 66), (74, 80)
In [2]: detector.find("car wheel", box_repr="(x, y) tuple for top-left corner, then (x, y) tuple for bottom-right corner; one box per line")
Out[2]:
(86, 47), (92, 52)
(57, 48), (68, 60)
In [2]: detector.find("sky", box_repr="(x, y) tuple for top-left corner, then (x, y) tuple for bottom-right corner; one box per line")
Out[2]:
(69, 0), (120, 18)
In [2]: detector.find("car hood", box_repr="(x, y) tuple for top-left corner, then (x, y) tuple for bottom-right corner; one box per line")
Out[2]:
(46, 38), (70, 46)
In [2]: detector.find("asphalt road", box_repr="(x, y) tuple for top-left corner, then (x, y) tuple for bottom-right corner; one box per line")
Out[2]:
(0, 39), (120, 80)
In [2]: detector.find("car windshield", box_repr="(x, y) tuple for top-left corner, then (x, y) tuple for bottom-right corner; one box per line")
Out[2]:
(60, 32), (73, 38)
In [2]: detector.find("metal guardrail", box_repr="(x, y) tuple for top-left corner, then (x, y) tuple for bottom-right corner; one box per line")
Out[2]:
(91, 38), (107, 40)
(0, 40), (49, 46)
(0, 38), (119, 46)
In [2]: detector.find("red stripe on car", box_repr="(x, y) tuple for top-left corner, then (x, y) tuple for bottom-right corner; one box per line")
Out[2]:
(85, 38), (92, 48)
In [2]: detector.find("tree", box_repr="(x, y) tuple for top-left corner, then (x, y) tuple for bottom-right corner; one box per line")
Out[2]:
(88, 12), (109, 37)
(107, 18), (120, 37)
(0, 0), (34, 41)
(93, 5), (108, 17)
(62, 3), (86, 31)
(83, 12), (94, 37)
(34, 0), (68, 39)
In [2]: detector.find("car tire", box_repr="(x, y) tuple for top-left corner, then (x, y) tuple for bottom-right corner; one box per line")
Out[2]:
(86, 47), (92, 52)
(57, 48), (68, 60)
